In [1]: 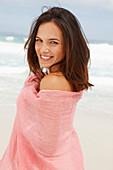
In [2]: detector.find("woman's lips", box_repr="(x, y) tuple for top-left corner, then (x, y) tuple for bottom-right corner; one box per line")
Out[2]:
(40, 55), (54, 61)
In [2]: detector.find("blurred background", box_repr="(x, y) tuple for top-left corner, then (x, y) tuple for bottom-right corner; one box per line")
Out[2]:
(0, 0), (113, 170)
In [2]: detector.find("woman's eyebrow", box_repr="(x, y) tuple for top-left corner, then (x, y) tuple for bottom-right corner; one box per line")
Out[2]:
(49, 38), (60, 41)
(36, 36), (60, 41)
(36, 35), (40, 38)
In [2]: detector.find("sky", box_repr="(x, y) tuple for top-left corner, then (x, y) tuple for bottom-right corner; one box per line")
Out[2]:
(0, 0), (113, 42)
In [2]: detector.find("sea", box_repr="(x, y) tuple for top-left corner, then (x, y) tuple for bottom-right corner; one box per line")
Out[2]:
(0, 34), (113, 116)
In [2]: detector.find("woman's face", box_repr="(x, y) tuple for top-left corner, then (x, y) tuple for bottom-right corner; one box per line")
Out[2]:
(35, 22), (65, 72)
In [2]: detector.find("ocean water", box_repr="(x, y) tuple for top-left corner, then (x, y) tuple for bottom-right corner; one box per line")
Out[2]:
(0, 34), (113, 116)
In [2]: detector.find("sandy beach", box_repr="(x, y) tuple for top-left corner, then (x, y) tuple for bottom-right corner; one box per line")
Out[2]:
(0, 84), (113, 170)
(75, 104), (113, 170)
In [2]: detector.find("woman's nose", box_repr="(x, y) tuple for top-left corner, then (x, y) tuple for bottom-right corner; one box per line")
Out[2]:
(40, 43), (49, 53)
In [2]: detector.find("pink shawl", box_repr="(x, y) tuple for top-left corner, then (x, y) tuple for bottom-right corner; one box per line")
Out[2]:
(0, 73), (84, 170)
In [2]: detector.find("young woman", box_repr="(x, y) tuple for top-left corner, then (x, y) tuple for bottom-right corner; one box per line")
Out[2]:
(0, 7), (93, 170)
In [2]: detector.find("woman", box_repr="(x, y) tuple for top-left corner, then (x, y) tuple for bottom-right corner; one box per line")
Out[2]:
(0, 7), (93, 170)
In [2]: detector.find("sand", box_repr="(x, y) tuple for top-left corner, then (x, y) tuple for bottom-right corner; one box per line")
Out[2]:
(0, 90), (113, 170)
(75, 106), (113, 170)
(0, 105), (16, 158)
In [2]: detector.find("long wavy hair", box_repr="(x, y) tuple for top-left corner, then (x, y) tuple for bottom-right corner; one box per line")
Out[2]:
(24, 7), (93, 92)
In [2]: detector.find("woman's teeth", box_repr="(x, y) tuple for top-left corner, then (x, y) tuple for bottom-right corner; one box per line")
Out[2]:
(41, 56), (51, 59)
(40, 55), (53, 61)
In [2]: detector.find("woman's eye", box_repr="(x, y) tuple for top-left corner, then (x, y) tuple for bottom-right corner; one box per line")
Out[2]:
(50, 41), (58, 44)
(36, 38), (42, 42)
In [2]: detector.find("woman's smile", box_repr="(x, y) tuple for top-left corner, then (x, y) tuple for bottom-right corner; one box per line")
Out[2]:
(40, 54), (54, 61)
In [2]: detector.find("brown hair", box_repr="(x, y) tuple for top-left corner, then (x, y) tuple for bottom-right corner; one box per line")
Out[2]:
(24, 7), (93, 92)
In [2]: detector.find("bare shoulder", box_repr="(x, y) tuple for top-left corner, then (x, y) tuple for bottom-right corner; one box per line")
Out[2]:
(40, 72), (73, 92)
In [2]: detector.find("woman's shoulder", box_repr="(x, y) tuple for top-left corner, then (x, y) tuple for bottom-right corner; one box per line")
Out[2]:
(40, 72), (73, 92)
